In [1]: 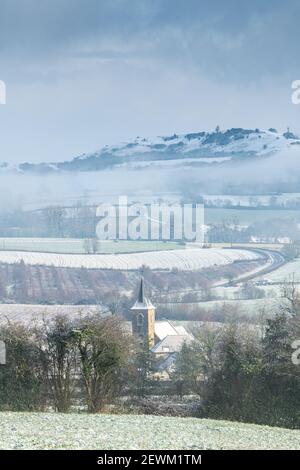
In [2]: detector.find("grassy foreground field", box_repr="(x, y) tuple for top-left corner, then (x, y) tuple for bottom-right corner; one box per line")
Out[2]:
(0, 413), (299, 450)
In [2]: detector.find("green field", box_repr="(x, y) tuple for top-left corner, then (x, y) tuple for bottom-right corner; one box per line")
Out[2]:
(0, 237), (283, 254)
(205, 208), (300, 225)
(0, 412), (299, 450)
(0, 238), (181, 254)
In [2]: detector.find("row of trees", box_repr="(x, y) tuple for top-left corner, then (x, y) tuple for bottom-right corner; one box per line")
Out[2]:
(0, 205), (97, 238)
(173, 289), (300, 428)
(1, 291), (300, 428)
(0, 315), (137, 413)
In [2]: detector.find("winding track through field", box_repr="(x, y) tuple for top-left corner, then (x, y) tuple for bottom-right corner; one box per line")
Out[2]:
(227, 248), (286, 285)
(154, 248), (286, 302)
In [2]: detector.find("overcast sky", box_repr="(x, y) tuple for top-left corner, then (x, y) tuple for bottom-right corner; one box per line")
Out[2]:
(0, 0), (300, 163)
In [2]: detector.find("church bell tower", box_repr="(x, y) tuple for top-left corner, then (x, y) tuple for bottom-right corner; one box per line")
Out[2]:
(131, 278), (155, 347)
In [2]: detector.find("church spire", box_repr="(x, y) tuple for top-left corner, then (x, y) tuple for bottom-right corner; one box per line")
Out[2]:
(131, 277), (155, 310)
(138, 277), (145, 303)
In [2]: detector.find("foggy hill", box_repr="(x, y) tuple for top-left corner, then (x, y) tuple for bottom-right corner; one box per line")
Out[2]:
(3, 127), (300, 174)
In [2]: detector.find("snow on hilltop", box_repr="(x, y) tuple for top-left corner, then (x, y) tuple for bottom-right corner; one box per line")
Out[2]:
(0, 248), (261, 271)
(2, 128), (300, 174)
(96, 128), (299, 160)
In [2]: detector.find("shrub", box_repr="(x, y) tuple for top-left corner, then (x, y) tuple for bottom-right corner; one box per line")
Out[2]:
(0, 323), (46, 411)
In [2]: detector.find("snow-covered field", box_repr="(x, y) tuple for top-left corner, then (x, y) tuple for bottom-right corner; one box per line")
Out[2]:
(0, 413), (299, 450)
(258, 258), (300, 283)
(0, 304), (104, 325)
(0, 248), (261, 271)
(171, 297), (283, 317)
(204, 192), (300, 208)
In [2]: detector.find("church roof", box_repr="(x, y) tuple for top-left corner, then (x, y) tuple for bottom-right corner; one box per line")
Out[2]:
(152, 334), (192, 354)
(154, 320), (191, 341)
(157, 353), (177, 372)
(130, 277), (155, 310)
(154, 321), (179, 341)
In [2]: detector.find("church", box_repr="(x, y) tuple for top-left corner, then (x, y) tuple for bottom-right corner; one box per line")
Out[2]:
(130, 278), (193, 375)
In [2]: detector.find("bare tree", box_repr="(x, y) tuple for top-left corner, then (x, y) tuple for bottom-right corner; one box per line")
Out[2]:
(281, 276), (300, 316)
(36, 316), (78, 412)
(73, 315), (132, 412)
